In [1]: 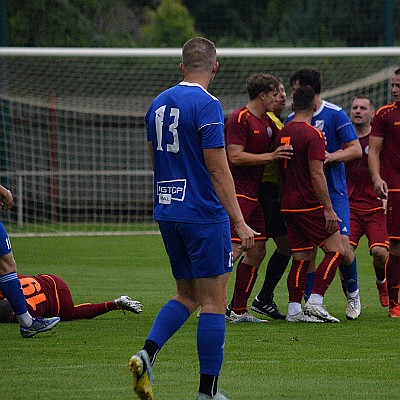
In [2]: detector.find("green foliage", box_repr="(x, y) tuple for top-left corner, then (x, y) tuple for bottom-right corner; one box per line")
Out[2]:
(4, 0), (400, 47)
(139, 0), (199, 47)
(7, 0), (137, 47)
(1, 235), (400, 399)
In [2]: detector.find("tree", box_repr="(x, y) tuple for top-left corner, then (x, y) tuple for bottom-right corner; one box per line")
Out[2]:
(139, 0), (199, 47)
(7, 0), (139, 47)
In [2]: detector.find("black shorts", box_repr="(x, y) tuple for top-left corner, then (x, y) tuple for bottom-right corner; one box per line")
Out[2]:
(258, 181), (287, 239)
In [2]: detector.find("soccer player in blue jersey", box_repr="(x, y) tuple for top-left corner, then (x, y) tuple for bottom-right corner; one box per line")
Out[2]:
(287, 68), (363, 320)
(0, 184), (60, 337)
(128, 37), (256, 400)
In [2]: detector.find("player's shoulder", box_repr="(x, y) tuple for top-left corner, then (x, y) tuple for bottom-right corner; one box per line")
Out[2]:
(322, 100), (343, 112)
(267, 111), (284, 130)
(375, 101), (398, 116)
(178, 81), (220, 102)
(227, 106), (250, 123)
(306, 122), (324, 138)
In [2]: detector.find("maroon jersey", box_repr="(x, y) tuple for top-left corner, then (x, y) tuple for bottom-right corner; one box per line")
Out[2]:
(225, 107), (277, 198)
(345, 134), (384, 210)
(370, 102), (400, 189)
(17, 274), (73, 319)
(277, 121), (326, 211)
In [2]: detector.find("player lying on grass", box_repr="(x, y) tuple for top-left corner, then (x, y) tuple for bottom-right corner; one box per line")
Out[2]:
(0, 184), (60, 338)
(0, 273), (142, 323)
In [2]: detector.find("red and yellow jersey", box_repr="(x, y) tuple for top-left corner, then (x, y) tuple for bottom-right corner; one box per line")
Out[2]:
(346, 134), (384, 211)
(225, 106), (278, 198)
(261, 112), (283, 184)
(277, 121), (326, 212)
(370, 102), (400, 189)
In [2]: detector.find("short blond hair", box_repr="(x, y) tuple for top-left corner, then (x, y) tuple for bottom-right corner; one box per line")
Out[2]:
(182, 37), (216, 73)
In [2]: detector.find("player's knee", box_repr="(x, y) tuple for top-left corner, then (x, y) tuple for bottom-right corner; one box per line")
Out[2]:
(0, 254), (17, 274)
(371, 246), (388, 266)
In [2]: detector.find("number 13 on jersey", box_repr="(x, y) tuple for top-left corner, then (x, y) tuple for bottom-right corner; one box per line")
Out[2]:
(155, 105), (180, 153)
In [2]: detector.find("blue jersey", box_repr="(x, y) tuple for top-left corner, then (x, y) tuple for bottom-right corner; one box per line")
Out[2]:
(146, 82), (228, 223)
(287, 100), (357, 200)
(0, 222), (12, 257)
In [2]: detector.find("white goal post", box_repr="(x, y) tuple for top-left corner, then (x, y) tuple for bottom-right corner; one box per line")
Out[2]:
(1, 46), (399, 236)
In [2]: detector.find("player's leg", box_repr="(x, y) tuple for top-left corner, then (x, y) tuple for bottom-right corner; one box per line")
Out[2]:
(253, 182), (290, 319)
(0, 224), (59, 337)
(385, 191), (400, 317)
(228, 199), (267, 322)
(286, 251), (321, 323)
(129, 221), (193, 399)
(193, 220), (232, 398)
(251, 235), (290, 320)
(283, 213), (322, 323)
(371, 246), (389, 307)
(305, 231), (344, 322)
(229, 240), (266, 321)
(334, 199), (361, 319)
(197, 273), (230, 398)
(303, 246), (317, 301)
(130, 278), (194, 399)
(387, 240), (400, 316)
(0, 252), (32, 327)
(364, 208), (389, 307)
(71, 298), (141, 319)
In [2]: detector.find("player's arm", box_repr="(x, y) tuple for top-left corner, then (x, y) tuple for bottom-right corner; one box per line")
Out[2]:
(325, 139), (362, 164)
(368, 135), (387, 199)
(147, 141), (155, 170)
(309, 159), (341, 233)
(204, 147), (258, 250)
(0, 184), (14, 212)
(227, 143), (292, 166)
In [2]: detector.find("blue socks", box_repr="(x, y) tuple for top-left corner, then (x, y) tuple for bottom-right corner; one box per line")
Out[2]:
(146, 301), (225, 379)
(339, 257), (358, 293)
(147, 299), (190, 349)
(0, 272), (28, 315)
(197, 313), (225, 376)
(304, 271), (315, 301)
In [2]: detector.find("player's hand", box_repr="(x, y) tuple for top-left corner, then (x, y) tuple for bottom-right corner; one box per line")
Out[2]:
(0, 187), (14, 212)
(373, 177), (388, 199)
(272, 145), (293, 161)
(235, 221), (260, 251)
(324, 208), (342, 234)
(324, 149), (343, 165)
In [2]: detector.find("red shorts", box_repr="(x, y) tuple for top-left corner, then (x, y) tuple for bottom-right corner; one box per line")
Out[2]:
(230, 195), (266, 242)
(283, 207), (339, 252)
(387, 190), (400, 241)
(350, 207), (389, 251)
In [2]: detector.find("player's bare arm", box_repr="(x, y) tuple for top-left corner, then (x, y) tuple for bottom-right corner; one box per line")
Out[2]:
(368, 135), (388, 199)
(204, 147), (258, 250)
(227, 143), (293, 167)
(0, 185), (14, 212)
(324, 138), (362, 164)
(147, 142), (155, 170)
(309, 160), (341, 233)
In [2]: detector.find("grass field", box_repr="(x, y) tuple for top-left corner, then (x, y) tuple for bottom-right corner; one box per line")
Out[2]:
(1, 234), (399, 399)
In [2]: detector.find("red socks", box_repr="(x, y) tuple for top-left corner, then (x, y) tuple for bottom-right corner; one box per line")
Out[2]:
(386, 253), (400, 308)
(313, 252), (343, 296)
(287, 259), (310, 303)
(232, 262), (258, 314)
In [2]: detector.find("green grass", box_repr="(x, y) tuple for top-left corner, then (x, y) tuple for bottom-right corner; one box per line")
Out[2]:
(1, 235), (399, 399)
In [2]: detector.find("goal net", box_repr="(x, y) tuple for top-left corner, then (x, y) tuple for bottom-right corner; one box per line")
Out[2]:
(1, 47), (399, 236)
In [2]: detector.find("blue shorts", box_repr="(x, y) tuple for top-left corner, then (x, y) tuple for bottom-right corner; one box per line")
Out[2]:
(331, 196), (351, 237)
(0, 222), (12, 257)
(158, 220), (233, 280)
